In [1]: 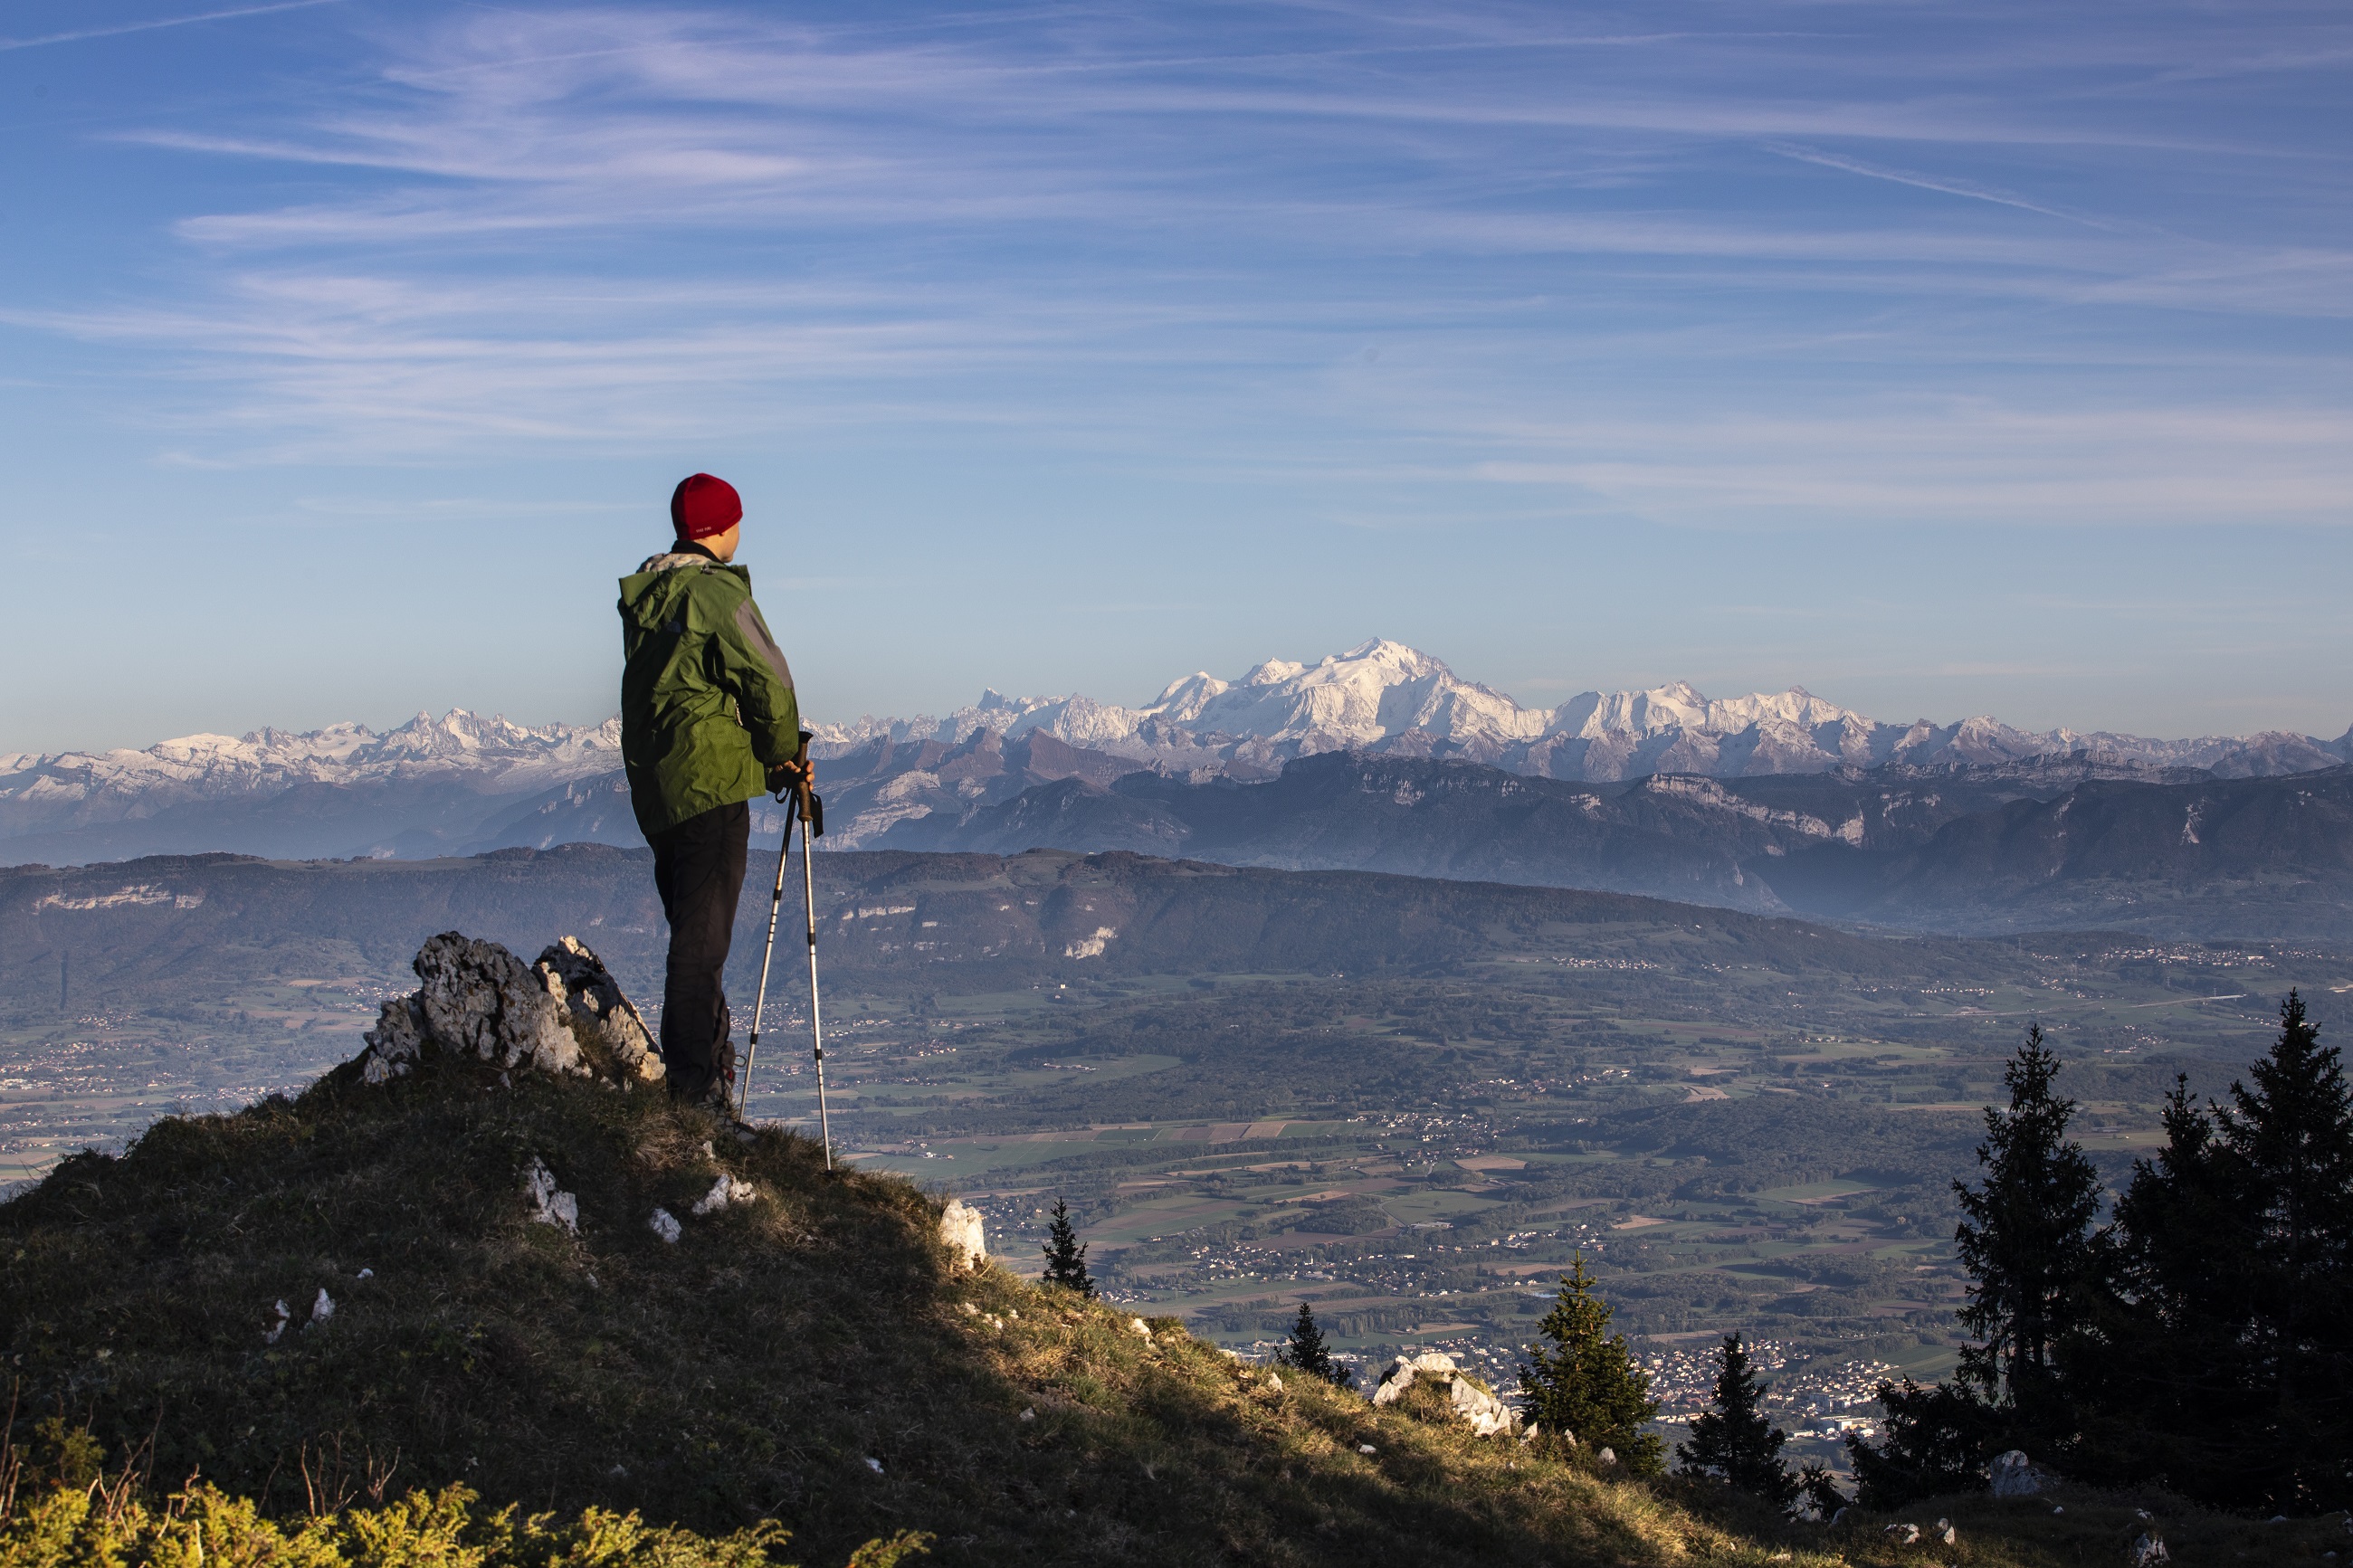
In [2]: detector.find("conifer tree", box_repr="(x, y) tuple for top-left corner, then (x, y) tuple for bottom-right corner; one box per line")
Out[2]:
(1041, 1197), (1094, 1297)
(2090, 991), (2353, 1511)
(1276, 1301), (1351, 1387)
(1851, 1024), (2093, 1506)
(1518, 1253), (1664, 1475)
(1950, 1023), (2103, 1434)
(1676, 1334), (1799, 1510)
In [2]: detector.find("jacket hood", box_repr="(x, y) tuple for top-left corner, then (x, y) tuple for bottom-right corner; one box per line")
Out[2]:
(618, 556), (748, 622)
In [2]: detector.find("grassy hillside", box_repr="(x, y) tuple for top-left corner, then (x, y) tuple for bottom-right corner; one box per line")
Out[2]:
(3, 1033), (2342, 1565)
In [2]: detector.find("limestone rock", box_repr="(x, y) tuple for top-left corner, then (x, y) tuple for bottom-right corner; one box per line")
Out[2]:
(1370, 1353), (1521, 1437)
(360, 996), (426, 1084)
(939, 1199), (987, 1269)
(534, 936), (662, 1082)
(1988, 1449), (2043, 1497)
(649, 1208), (682, 1244)
(691, 1174), (757, 1215)
(1884, 1523), (1920, 1545)
(414, 933), (583, 1076)
(357, 932), (602, 1085)
(2129, 1531), (2169, 1566)
(524, 1157), (579, 1233)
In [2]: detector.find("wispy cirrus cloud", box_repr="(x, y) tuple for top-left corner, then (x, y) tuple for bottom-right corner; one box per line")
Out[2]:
(15, 2), (2353, 524)
(0, 0), (342, 53)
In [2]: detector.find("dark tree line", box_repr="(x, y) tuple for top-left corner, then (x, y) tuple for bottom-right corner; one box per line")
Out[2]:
(1853, 994), (2353, 1516)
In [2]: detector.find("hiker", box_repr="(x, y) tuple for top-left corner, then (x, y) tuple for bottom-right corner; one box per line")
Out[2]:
(618, 472), (812, 1107)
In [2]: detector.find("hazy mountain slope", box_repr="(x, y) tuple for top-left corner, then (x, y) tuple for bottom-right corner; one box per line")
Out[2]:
(2, 843), (1974, 1025)
(880, 756), (2353, 940)
(1834, 768), (2353, 936)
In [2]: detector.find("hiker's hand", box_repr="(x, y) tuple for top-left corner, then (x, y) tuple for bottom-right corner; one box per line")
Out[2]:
(768, 758), (815, 797)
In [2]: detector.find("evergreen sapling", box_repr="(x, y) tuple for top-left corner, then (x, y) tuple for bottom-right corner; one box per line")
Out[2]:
(1275, 1301), (1351, 1387)
(1518, 1253), (1664, 1476)
(1041, 1197), (1095, 1298)
(1676, 1334), (1799, 1511)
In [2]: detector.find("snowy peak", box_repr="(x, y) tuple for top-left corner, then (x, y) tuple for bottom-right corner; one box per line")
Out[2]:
(808, 640), (2353, 785)
(1552, 682), (1870, 741)
(1, 710), (624, 821)
(9, 642), (2348, 858)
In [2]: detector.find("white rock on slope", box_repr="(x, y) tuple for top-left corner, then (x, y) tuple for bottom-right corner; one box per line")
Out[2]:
(691, 1174), (757, 1216)
(524, 1157), (580, 1233)
(938, 1199), (987, 1269)
(1369, 1353), (1521, 1438)
(1988, 1449), (2043, 1497)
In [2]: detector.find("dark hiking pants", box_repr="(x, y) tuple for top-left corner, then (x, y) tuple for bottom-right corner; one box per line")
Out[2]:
(650, 798), (748, 1102)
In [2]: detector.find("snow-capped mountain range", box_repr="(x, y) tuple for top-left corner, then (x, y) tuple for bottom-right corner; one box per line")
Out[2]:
(3, 639), (2346, 866)
(807, 639), (2350, 781)
(0, 709), (621, 815)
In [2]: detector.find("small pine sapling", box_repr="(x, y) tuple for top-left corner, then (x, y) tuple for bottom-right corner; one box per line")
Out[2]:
(1276, 1301), (1352, 1387)
(1676, 1333), (1800, 1511)
(1518, 1252), (1664, 1475)
(1041, 1197), (1095, 1297)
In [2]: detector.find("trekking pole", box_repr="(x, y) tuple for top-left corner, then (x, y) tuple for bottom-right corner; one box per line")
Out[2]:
(737, 791), (798, 1120)
(798, 778), (831, 1170)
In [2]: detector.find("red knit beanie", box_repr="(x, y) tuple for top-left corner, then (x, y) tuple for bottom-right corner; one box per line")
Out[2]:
(671, 473), (743, 540)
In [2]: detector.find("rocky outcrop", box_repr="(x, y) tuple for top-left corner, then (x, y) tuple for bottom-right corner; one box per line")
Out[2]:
(535, 936), (662, 1082)
(1370, 1352), (1520, 1438)
(939, 1199), (987, 1269)
(359, 995), (429, 1085)
(411, 932), (582, 1076)
(361, 932), (663, 1086)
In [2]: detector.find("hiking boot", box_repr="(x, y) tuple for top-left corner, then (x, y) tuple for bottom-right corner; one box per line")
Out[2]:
(663, 1037), (738, 1116)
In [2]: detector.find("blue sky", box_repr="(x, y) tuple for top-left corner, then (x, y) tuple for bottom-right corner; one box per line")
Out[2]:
(3, 1), (2349, 753)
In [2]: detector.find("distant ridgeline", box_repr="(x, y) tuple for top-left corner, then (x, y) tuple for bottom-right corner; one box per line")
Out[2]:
(4, 641), (2348, 942)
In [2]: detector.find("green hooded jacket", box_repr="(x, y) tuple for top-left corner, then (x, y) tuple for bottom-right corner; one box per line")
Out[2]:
(617, 547), (802, 838)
